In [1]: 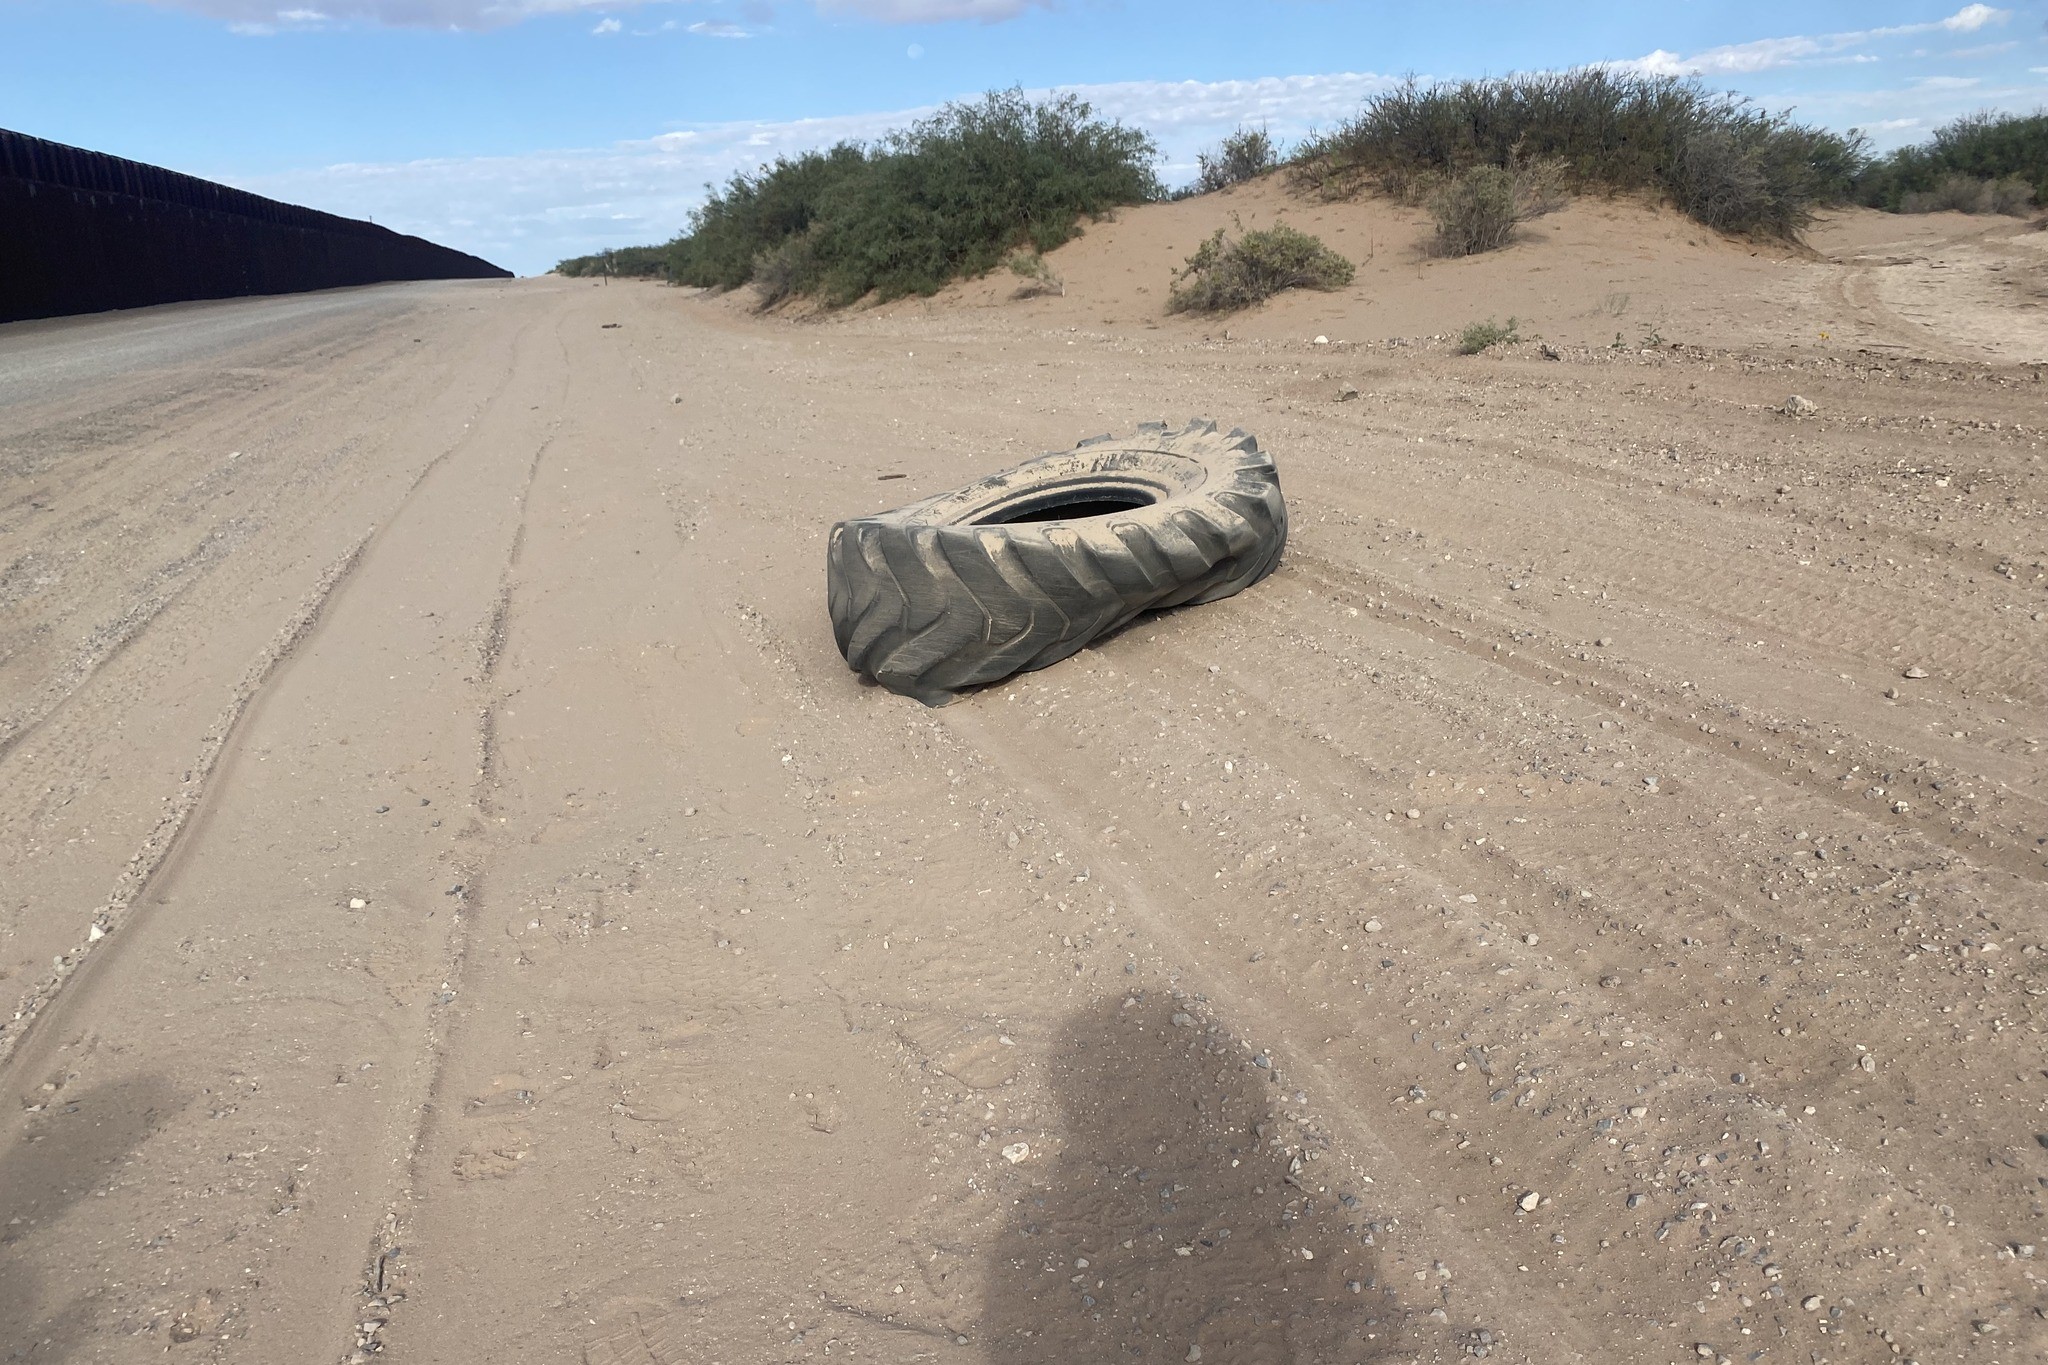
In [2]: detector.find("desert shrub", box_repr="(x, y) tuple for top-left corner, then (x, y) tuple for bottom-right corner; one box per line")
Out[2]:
(1006, 249), (1064, 297)
(670, 143), (870, 291)
(1988, 174), (2038, 214)
(1455, 317), (1520, 354)
(1429, 165), (1518, 255)
(1293, 68), (1864, 238)
(1857, 110), (2048, 212)
(668, 89), (1160, 306)
(1898, 173), (2035, 215)
(1167, 222), (1353, 314)
(554, 244), (671, 278)
(750, 229), (825, 308)
(1426, 162), (1565, 255)
(1195, 126), (1281, 193)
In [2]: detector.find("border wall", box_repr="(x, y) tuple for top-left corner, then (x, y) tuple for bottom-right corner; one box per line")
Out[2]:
(2, 128), (510, 324)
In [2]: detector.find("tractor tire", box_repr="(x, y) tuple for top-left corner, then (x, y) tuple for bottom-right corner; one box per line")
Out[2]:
(827, 419), (1287, 706)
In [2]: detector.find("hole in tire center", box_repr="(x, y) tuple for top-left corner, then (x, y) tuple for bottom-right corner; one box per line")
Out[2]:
(977, 492), (1156, 525)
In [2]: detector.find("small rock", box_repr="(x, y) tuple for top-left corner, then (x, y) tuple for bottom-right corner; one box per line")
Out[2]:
(1599, 974), (1620, 988)
(1313, 335), (1329, 346)
(1801, 1295), (1823, 1312)
(1337, 385), (1360, 402)
(1595, 636), (1612, 647)
(1523, 933), (1539, 945)
(1626, 1192), (1646, 1209)
(1001, 1142), (1030, 1163)
(349, 898), (368, 910)
(1517, 1190), (1540, 1212)
(1892, 800), (1910, 814)
(1364, 919), (1383, 932)
(1902, 666), (1929, 679)
(670, 394), (682, 404)
(1171, 1012), (1196, 1028)
(1858, 1053), (1876, 1073)
(1539, 342), (1561, 361)
(1186, 1346), (1203, 1362)
(1784, 395), (1817, 417)
(1696, 1346), (1716, 1359)
(1405, 808), (1421, 820)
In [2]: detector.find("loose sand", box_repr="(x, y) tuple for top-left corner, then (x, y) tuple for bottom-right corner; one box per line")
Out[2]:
(1, 185), (2043, 1365)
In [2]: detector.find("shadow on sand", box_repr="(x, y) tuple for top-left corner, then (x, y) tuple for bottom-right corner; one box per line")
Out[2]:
(0, 1074), (180, 1360)
(981, 994), (1415, 1364)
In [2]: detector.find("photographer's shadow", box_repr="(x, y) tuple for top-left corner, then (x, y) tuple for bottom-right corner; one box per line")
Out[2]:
(981, 995), (1411, 1363)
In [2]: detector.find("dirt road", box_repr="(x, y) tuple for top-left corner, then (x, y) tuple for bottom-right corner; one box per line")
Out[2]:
(2, 250), (2043, 1365)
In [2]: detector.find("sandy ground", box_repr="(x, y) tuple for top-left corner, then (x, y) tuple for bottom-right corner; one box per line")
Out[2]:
(1, 190), (2044, 1365)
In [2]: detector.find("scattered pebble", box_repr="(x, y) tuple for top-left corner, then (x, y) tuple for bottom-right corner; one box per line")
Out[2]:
(1784, 395), (1817, 417)
(1001, 1143), (1030, 1163)
(1801, 1295), (1822, 1312)
(348, 898), (367, 910)
(1517, 1190), (1540, 1212)
(1902, 666), (1929, 679)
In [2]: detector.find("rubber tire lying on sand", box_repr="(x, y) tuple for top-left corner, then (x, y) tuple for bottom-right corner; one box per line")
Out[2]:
(828, 419), (1287, 706)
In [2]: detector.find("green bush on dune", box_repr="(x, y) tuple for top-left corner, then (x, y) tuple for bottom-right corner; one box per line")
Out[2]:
(668, 89), (1160, 307)
(1292, 68), (1865, 238)
(1194, 126), (1282, 194)
(1166, 221), (1353, 313)
(1426, 162), (1567, 256)
(561, 83), (2043, 308)
(553, 244), (672, 278)
(1855, 110), (2047, 214)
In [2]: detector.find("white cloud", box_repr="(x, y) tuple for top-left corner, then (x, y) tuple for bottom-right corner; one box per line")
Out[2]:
(1773, 70), (2047, 149)
(591, 16), (620, 33)
(1940, 3), (2002, 31)
(1616, 4), (2011, 77)
(687, 19), (750, 36)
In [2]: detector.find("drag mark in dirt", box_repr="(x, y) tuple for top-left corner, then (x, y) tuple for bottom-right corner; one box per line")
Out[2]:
(1281, 547), (2047, 885)
(0, 529), (371, 1068)
(339, 417), (558, 1364)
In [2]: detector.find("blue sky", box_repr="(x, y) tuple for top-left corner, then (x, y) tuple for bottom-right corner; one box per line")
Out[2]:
(3, 1), (2043, 274)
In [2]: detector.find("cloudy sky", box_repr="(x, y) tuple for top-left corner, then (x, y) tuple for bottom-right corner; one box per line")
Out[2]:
(2, 1), (2042, 274)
